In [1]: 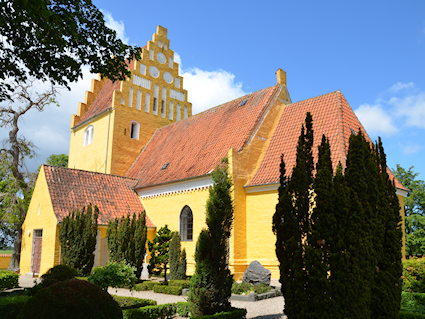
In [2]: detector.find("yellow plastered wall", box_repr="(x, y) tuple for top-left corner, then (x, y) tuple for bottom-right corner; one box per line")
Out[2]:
(68, 111), (115, 174)
(245, 190), (279, 279)
(141, 189), (210, 275)
(20, 166), (60, 276)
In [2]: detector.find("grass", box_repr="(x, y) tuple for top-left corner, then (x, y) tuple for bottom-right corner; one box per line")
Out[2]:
(0, 250), (13, 255)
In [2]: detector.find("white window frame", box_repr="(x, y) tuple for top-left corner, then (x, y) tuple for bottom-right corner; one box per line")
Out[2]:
(83, 125), (94, 146)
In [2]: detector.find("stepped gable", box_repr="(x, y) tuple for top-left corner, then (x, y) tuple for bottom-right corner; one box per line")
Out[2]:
(247, 91), (407, 190)
(43, 165), (154, 226)
(74, 79), (120, 126)
(127, 85), (280, 189)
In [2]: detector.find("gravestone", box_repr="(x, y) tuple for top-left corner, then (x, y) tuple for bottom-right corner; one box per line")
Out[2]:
(242, 260), (271, 286)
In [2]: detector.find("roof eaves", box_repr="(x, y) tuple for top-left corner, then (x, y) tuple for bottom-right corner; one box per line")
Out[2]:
(71, 107), (113, 131)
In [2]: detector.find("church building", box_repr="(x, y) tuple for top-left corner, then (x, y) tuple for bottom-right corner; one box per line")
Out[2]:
(20, 26), (408, 279)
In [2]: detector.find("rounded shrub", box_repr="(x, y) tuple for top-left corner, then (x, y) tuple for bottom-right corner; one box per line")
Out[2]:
(27, 264), (79, 296)
(17, 279), (123, 319)
(88, 261), (136, 290)
(403, 257), (425, 293)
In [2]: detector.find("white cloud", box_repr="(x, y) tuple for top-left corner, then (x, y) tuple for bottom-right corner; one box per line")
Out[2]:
(102, 11), (129, 44)
(401, 143), (422, 156)
(390, 92), (425, 128)
(388, 82), (415, 93)
(355, 103), (398, 136)
(175, 52), (248, 114)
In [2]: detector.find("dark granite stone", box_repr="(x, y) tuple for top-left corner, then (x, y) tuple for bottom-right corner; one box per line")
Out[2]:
(242, 260), (271, 286)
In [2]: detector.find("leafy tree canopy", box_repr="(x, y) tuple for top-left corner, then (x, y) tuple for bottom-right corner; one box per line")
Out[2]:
(0, 0), (141, 101)
(393, 164), (425, 256)
(46, 154), (68, 167)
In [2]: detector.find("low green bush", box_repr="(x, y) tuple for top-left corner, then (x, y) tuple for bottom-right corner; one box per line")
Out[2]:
(177, 302), (190, 317)
(400, 311), (425, 319)
(27, 264), (79, 296)
(153, 284), (182, 295)
(168, 279), (190, 289)
(17, 280), (122, 319)
(122, 303), (177, 319)
(0, 295), (30, 319)
(111, 295), (157, 310)
(134, 281), (160, 291)
(194, 307), (247, 319)
(88, 261), (136, 290)
(403, 258), (425, 293)
(231, 282), (271, 295)
(401, 292), (425, 314)
(0, 270), (19, 290)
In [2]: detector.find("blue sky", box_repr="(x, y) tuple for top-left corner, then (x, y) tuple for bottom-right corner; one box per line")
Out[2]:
(4, 1), (425, 183)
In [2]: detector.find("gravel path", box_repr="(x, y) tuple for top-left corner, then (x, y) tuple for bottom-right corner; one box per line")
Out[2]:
(108, 286), (287, 319)
(19, 275), (287, 319)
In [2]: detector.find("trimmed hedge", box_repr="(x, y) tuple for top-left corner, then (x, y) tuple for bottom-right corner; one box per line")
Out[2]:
(153, 284), (182, 295)
(403, 258), (425, 293)
(122, 303), (177, 319)
(176, 302), (190, 317)
(401, 292), (425, 314)
(134, 281), (160, 291)
(400, 311), (425, 319)
(111, 295), (157, 310)
(0, 271), (19, 290)
(168, 279), (190, 289)
(193, 307), (247, 319)
(0, 296), (30, 319)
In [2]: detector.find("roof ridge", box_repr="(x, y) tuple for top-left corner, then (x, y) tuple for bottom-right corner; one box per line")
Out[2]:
(291, 90), (341, 105)
(43, 165), (138, 182)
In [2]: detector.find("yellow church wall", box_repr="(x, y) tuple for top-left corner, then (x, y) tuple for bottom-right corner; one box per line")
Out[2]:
(68, 110), (115, 174)
(245, 190), (279, 279)
(140, 188), (210, 275)
(398, 194), (406, 259)
(21, 166), (60, 276)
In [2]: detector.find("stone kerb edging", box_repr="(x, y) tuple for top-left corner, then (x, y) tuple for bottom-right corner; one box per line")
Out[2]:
(181, 288), (282, 302)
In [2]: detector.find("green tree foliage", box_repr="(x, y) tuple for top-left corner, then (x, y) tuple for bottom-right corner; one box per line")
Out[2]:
(177, 248), (187, 280)
(107, 211), (147, 279)
(274, 114), (402, 319)
(0, 0), (141, 101)
(0, 81), (56, 270)
(188, 157), (234, 317)
(169, 232), (187, 280)
(58, 203), (99, 275)
(394, 165), (425, 256)
(147, 225), (173, 281)
(273, 112), (314, 319)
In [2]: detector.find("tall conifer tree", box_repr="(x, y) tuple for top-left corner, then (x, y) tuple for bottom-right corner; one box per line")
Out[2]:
(188, 157), (234, 317)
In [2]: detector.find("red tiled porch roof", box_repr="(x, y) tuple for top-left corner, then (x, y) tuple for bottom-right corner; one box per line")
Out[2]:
(43, 165), (154, 226)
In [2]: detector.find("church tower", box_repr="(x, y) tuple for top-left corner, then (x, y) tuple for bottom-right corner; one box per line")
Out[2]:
(68, 26), (192, 176)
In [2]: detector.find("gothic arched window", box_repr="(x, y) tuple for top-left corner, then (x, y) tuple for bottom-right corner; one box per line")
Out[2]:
(180, 206), (193, 241)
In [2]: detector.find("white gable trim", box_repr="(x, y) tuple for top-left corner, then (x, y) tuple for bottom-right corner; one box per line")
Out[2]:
(396, 188), (408, 197)
(245, 183), (279, 193)
(137, 175), (213, 199)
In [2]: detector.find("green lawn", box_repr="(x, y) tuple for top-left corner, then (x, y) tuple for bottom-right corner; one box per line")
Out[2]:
(0, 250), (13, 254)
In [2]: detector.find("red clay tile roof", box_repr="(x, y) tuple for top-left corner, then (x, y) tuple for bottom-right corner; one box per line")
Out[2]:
(247, 91), (407, 191)
(127, 85), (280, 188)
(74, 80), (120, 127)
(43, 165), (154, 226)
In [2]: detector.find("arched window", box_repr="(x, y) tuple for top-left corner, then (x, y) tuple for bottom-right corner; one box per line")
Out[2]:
(176, 103), (181, 121)
(169, 101), (173, 120)
(130, 121), (140, 140)
(184, 105), (188, 119)
(83, 125), (94, 146)
(180, 206), (193, 241)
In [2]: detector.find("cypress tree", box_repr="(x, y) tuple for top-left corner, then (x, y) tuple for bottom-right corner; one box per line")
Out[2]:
(106, 211), (147, 279)
(58, 203), (98, 275)
(169, 232), (181, 280)
(147, 224), (173, 281)
(188, 157), (234, 317)
(177, 248), (187, 280)
(371, 138), (402, 319)
(273, 112), (314, 319)
(304, 135), (335, 318)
